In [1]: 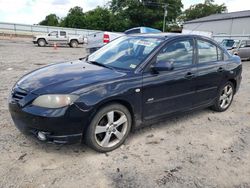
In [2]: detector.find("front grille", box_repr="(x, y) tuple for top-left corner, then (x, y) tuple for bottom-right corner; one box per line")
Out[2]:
(12, 87), (28, 102)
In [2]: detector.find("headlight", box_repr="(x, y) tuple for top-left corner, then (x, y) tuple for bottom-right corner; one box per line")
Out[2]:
(32, 94), (79, 108)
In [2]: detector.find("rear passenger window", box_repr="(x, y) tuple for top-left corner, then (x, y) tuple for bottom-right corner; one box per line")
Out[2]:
(156, 39), (194, 68)
(60, 31), (66, 36)
(197, 40), (218, 63)
(125, 29), (140, 34)
(240, 40), (250, 48)
(247, 40), (250, 47)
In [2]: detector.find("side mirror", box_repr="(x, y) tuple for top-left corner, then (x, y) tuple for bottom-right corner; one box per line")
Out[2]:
(48, 33), (51, 36)
(152, 60), (174, 72)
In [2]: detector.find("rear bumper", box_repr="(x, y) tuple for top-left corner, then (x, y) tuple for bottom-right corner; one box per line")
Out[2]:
(32, 41), (37, 44)
(9, 102), (89, 144)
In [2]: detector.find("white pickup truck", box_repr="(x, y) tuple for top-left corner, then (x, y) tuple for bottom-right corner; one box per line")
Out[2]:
(33, 30), (84, 48)
(86, 27), (161, 53)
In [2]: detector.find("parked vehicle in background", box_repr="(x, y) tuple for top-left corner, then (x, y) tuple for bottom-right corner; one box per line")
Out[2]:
(33, 30), (84, 48)
(124, 27), (161, 34)
(86, 31), (122, 53)
(9, 34), (242, 152)
(230, 40), (250, 60)
(221, 39), (239, 50)
(86, 27), (162, 53)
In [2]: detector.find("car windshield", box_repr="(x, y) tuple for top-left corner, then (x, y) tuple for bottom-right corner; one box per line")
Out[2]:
(221, 40), (235, 48)
(88, 36), (163, 70)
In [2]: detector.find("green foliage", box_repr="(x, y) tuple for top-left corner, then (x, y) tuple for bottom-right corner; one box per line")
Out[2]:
(39, 14), (59, 26)
(39, 1), (183, 31)
(60, 6), (86, 28)
(183, 0), (227, 21)
(38, 0), (227, 32)
(109, 0), (183, 31)
(85, 7), (111, 31)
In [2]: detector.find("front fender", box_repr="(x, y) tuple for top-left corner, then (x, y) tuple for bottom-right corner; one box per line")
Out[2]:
(74, 75), (143, 127)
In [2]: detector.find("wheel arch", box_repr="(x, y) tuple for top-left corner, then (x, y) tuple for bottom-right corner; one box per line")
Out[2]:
(37, 38), (47, 43)
(70, 39), (79, 43)
(95, 99), (135, 127)
(82, 98), (135, 139)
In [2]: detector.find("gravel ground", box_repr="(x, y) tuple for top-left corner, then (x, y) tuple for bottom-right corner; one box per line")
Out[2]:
(0, 38), (250, 188)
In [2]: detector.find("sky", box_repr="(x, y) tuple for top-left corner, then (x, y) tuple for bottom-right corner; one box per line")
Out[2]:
(0, 0), (249, 25)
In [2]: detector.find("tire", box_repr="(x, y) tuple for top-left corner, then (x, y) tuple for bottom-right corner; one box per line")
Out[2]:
(211, 81), (235, 112)
(37, 38), (46, 47)
(85, 103), (132, 152)
(70, 40), (78, 48)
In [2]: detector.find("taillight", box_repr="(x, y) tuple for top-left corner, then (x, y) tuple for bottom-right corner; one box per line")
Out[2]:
(103, 33), (110, 43)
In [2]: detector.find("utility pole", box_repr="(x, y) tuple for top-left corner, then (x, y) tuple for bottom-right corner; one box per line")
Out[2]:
(141, 1), (168, 32)
(162, 4), (167, 32)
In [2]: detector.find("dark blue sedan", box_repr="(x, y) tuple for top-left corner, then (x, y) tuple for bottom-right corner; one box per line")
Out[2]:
(9, 34), (242, 152)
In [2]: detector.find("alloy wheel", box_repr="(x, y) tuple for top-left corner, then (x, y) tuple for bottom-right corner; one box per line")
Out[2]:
(219, 84), (233, 109)
(94, 110), (128, 148)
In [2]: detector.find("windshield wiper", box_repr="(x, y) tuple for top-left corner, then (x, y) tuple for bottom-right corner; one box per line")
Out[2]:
(87, 60), (114, 70)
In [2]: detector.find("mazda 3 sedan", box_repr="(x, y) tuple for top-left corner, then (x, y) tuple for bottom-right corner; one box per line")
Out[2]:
(9, 34), (242, 152)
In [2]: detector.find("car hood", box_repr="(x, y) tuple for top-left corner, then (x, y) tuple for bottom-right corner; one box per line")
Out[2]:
(16, 60), (126, 94)
(34, 35), (46, 38)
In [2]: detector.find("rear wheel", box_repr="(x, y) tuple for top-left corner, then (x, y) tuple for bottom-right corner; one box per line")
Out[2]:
(85, 104), (131, 152)
(70, 40), (78, 48)
(211, 81), (234, 112)
(37, 38), (46, 47)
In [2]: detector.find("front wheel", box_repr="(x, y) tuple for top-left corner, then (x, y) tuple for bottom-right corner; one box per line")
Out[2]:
(85, 104), (132, 152)
(70, 40), (78, 48)
(211, 81), (235, 112)
(37, 38), (46, 47)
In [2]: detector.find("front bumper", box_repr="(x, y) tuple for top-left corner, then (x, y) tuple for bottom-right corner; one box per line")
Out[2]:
(9, 101), (89, 144)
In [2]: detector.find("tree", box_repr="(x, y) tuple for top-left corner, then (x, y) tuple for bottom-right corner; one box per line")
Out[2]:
(39, 1), (184, 31)
(85, 7), (112, 31)
(109, 0), (183, 31)
(183, 0), (227, 22)
(60, 6), (86, 28)
(39, 14), (59, 26)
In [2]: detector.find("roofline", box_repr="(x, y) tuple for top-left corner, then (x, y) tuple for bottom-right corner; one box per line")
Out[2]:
(184, 10), (250, 24)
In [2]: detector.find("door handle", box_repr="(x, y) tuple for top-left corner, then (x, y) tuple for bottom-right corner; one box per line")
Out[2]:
(185, 72), (195, 79)
(217, 67), (224, 73)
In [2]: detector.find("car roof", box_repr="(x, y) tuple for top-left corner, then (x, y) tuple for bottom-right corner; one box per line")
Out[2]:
(125, 27), (162, 33)
(127, 33), (211, 41)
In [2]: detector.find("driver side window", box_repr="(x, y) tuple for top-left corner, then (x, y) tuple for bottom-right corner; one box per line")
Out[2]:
(156, 39), (194, 68)
(50, 31), (58, 36)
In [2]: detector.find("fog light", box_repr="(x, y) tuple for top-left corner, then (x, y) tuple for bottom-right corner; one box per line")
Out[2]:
(37, 131), (47, 141)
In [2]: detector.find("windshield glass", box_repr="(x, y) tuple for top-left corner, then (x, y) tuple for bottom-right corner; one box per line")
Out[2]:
(88, 36), (163, 70)
(221, 39), (235, 48)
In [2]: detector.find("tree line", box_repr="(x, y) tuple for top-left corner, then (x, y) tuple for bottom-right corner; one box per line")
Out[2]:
(39, 0), (227, 32)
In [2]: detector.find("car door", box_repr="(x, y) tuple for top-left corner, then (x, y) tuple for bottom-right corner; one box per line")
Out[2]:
(58, 31), (68, 44)
(194, 38), (226, 107)
(142, 38), (197, 120)
(237, 40), (250, 59)
(47, 31), (58, 44)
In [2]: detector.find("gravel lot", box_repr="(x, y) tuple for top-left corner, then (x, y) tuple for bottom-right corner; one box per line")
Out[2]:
(0, 38), (250, 188)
